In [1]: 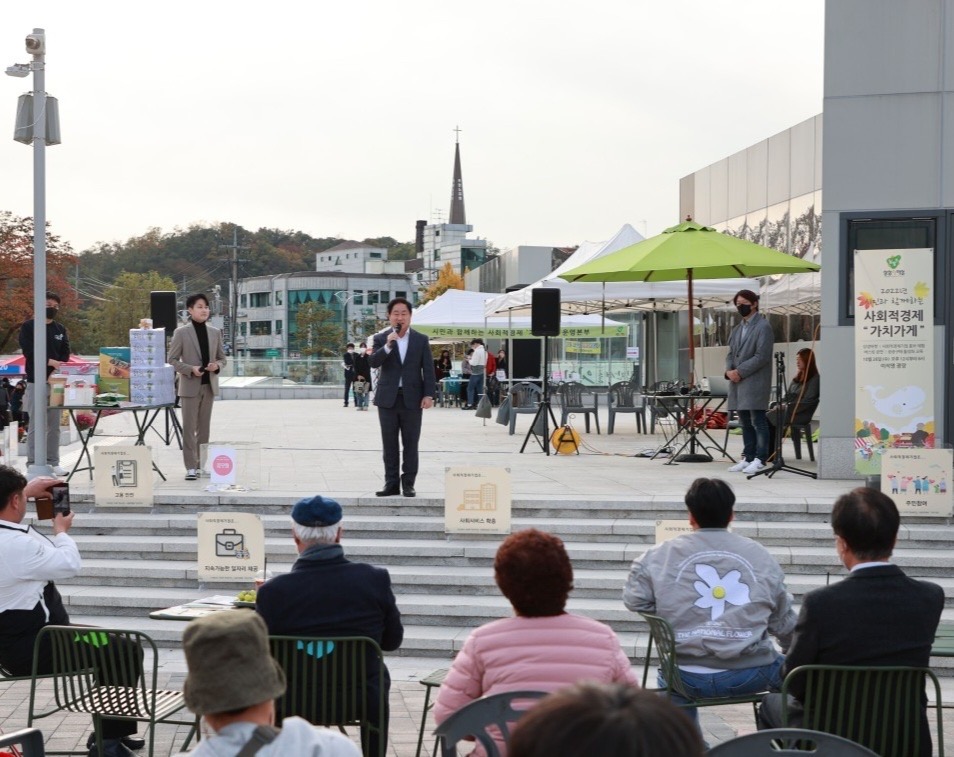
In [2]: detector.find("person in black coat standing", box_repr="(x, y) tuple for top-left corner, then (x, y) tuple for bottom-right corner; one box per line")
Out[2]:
(369, 298), (436, 498)
(256, 496), (403, 757)
(342, 343), (356, 407)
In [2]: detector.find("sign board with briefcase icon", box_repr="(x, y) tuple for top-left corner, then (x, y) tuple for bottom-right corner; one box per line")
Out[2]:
(197, 512), (265, 582)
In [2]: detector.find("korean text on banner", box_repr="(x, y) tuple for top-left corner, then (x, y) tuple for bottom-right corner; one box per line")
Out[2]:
(853, 248), (934, 475)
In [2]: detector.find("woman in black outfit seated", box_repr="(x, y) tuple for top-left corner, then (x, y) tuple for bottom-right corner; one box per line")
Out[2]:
(767, 347), (820, 458)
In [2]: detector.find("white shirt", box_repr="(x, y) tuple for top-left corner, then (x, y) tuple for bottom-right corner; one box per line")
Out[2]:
(470, 344), (487, 368)
(0, 519), (81, 617)
(177, 716), (361, 757)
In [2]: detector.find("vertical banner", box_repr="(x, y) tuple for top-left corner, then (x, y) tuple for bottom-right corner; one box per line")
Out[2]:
(444, 466), (511, 534)
(854, 248), (934, 475)
(197, 512), (265, 582)
(881, 449), (953, 516)
(94, 445), (154, 507)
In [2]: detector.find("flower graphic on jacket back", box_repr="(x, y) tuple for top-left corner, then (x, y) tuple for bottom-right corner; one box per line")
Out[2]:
(693, 563), (750, 621)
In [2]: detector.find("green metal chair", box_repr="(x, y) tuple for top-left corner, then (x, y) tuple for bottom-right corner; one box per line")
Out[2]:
(26, 626), (197, 757)
(707, 727), (878, 755)
(781, 664), (944, 757)
(0, 727), (46, 757)
(638, 613), (765, 724)
(432, 690), (547, 757)
(268, 635), (386, 757)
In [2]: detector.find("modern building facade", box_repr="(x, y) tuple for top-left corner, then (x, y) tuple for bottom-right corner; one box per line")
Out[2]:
(315, 241), (390, 273)
(234, 271), (416, 358)
(465, 245), (574, 293)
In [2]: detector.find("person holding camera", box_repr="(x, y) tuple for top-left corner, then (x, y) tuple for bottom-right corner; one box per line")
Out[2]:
(0, 466), (145, 757)
(168, 293), (227, 481)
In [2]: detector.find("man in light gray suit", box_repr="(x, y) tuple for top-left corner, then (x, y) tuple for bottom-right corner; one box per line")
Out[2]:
(168, 293), (227, 480)
(725, 289), (773, 474)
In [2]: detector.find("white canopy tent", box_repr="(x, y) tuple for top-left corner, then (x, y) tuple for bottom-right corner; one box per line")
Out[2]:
(484, 224), (760, 317)
(413, 289), (628, 339)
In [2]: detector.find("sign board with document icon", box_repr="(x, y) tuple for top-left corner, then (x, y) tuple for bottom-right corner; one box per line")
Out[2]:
(197, 512), (265, 582)
(94, 445), (153, 507)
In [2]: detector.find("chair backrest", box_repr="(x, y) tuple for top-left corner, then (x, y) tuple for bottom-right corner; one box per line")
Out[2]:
(433, 690), (548, 757)
(638, 613), (691, 698)
(510, 382), (541, 410)
(608, 381), (636, 408)
(0, 727), (46, 757)
(269, 636), (385, 756)
(781, 665), (942, 757)
(32, 626), (161, 720)
(560, 381), (587, 407)
(707, 727), (879, 756)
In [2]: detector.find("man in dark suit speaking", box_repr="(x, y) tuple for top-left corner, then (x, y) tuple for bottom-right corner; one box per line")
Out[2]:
(759, 487), (944, 756)
(369, 297), (436, 498)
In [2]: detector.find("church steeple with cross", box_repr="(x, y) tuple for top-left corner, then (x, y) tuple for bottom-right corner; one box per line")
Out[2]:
(448, 126), (466, 225)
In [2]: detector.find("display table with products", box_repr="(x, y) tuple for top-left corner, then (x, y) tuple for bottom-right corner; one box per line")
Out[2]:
(64, 403), (182, 482)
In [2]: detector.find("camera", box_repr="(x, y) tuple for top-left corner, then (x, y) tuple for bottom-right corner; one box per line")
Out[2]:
(51, 483), (70, 516)
(25, 33), (45, 55)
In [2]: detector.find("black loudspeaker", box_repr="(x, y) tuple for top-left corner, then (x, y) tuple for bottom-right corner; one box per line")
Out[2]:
(150, 291), (178, 333)
(531, 288), (561, 337)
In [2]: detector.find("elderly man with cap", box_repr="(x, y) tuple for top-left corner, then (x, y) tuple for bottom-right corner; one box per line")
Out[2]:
(176, 611), (360, 756)
(255, 495), (403, 757)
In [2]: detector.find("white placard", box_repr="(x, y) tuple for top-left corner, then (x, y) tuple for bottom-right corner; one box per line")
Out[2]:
(94, 445), (154, 507)
(197, 512), (266, 582)
(208, 445), (238, 484)
(654, 519), (694, 544)
(881, 449), (953, 517)
(626, 347), (640, 360)
(444, 466), (511, 534)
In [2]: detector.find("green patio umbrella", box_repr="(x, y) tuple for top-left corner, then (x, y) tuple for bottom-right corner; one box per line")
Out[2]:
(559, 219), (821, 386)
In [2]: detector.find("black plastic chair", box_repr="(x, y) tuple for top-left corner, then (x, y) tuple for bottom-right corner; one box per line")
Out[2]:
(781, 664), (944, 757)
(558, 381), (600, 433)
(508, 382), (542, 436)
(607, 381), (645, 434)
(433, 690), (547, 757)
(707, 728), (878, 755)
(269, 635), (386, 757)
(0, 727), (46, 757)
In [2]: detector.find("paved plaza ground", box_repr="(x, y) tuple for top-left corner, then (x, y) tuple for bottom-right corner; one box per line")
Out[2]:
(1, 397), (951, 754)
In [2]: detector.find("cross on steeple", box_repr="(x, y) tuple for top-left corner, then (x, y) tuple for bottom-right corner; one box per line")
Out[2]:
(453, 125), (462, 143)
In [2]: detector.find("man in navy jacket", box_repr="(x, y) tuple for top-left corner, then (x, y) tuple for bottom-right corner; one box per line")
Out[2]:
(256, 495), (403, 756)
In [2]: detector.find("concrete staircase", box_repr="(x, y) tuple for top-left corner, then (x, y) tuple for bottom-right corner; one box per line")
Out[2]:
(59, 496), (954, 672)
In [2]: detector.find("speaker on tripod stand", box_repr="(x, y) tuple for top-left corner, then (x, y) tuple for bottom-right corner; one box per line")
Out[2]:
(521, 289), (561, 454)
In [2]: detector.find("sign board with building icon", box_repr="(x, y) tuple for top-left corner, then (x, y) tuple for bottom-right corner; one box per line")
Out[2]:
(444, 466), (511, 534)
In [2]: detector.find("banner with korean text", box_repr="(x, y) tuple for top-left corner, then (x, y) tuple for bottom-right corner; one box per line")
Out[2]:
(854, 248), (934, 475)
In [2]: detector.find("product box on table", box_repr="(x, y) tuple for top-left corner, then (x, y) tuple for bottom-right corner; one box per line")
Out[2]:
(97, 376), (129, 396)
(59, 362), (98, 377)
(129, 327), (165, 345)
(130, 343), (166, 366)
(64, 377), (97, 406)
(99, 347), (131, 378)
(130, 385), (175, 406)
(129, 365), (175, 384)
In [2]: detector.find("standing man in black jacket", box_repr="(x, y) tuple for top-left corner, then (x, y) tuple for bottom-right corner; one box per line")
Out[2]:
(19, 292), (70, 476)
(369, 298), (435, 497)
(342, 342), (356, 407)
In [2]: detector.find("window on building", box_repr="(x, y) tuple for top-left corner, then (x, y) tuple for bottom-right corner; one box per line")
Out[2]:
(370, 252), (382, 258)
(250, 320), (272, 336)
(276, 291), (283, 305)
(354, 291), (364, 305)
(379, 290), (389, 303)
(275, 320), (283, 335)
(239, 323), (247, 336)
(240, 294), (247, 308)
(250, 292), (271, 308)
(395, 290), (407, 300)
(369, 291), (380, 305)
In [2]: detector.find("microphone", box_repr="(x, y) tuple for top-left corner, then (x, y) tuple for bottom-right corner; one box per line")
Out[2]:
(392, 325), (402, 336)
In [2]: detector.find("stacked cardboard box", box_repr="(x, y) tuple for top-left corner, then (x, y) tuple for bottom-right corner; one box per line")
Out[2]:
(129, 328), (175, 405)
(98, 347), (131, 397)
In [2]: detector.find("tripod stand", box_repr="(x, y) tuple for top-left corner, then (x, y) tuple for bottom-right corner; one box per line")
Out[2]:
(520, 335), (559, 454)
(748, 351), (817, 480)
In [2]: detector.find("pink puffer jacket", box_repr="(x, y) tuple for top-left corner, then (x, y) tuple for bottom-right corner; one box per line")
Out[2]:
(433, 613), (639, 756)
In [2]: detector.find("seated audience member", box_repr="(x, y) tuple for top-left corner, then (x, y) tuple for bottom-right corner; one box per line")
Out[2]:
(177, 611), (360, 756)
(623, 478), (796, 728)
(0, 465), (145, 757)
(434, 529), (638, 756)
(255, 495), (403, 757)
(509, 682), (705, 757)
(759, 487), (944, 757)
(767, 347), (820, 459)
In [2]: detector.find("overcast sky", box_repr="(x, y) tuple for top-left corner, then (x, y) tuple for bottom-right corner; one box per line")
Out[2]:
(0, 1), (824, 255)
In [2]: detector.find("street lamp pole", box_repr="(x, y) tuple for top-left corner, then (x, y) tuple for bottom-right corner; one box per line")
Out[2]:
(333, 290), (355, 345)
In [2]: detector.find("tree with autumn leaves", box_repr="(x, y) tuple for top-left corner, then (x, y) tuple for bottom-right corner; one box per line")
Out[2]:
(0, 211), (77, 352)
(419, 262), (465, 305)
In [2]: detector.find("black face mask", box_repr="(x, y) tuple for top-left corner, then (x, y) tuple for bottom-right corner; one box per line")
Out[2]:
(46, 307), (58, 319)
(736, 304), (752, 318)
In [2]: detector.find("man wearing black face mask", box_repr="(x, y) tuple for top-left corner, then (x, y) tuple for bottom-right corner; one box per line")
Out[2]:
(19, 292), (71, 476)
(725, 289), (773, 475)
